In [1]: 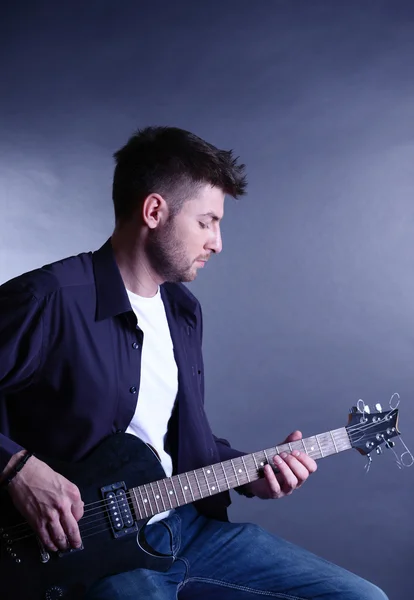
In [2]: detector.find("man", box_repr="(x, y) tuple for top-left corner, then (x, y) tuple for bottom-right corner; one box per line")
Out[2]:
(0, 126), (387, 599)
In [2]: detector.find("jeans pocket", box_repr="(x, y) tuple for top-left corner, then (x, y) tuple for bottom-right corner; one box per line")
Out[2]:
(162, 512), (182, 557)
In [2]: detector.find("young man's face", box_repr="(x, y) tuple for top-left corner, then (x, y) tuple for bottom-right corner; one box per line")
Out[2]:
(146, 184), (224, 283)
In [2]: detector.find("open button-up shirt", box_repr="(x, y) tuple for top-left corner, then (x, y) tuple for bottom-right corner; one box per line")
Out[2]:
(0, 239), (244, 518)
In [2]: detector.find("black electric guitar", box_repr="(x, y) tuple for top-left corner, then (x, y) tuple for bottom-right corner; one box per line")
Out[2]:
(0, 406), (400, 600)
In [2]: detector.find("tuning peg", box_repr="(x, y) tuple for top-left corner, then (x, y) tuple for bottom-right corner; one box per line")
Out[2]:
(375, 403), (383, 412)
(385, 440), (396, 449)
(364, 405), (371, 414)
(376, 447), (383, 455)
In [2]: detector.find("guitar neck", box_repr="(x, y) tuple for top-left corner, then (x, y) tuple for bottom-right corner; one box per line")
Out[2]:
(129, 427), (352, 520)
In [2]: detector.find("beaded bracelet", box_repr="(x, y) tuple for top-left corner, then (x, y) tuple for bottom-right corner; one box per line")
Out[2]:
(1, 451), (33, 487)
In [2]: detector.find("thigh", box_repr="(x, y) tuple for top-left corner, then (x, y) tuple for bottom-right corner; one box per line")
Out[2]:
(177, 515), (388, 600)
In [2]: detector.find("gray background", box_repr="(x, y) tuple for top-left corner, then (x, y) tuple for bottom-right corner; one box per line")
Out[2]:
(1, 1), (413, 597)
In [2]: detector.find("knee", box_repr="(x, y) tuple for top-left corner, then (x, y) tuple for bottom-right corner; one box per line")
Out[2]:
(369, 584), (389, 600)
(348, 581), (389, 600)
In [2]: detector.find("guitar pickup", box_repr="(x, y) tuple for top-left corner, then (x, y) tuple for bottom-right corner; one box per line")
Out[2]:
(101, 481), (138, 538)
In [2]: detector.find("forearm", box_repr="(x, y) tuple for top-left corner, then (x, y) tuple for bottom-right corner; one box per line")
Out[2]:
(0, 448), (29, 486)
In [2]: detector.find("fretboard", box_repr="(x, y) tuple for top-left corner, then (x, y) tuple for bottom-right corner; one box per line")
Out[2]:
(129, 427), (351, 520)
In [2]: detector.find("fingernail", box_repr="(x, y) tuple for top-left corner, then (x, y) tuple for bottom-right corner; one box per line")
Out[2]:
(274, 455), (282, 464)
(280, 452), (288, 458)
(293, 450), (301, 457)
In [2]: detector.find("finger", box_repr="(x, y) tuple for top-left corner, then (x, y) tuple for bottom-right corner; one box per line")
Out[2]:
(289, 450), (318, 474)
(37, 523), (59, 552)
(280, 452), (311, 485)
(283, 430), (302, 444)
(61, 511), (82, 548)
(263, 464), (284, 498)
(72, 500), (84, 522)
(273, 454), (298, 494)
(47, 519), (69, 551)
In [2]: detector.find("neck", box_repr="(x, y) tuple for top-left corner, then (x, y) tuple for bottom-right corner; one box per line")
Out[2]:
(111, 229), (161, 298)
(129, 426), (352, 520)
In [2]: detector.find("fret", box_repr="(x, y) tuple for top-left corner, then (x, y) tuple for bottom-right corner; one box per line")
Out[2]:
(149, 482), (160, 514)
(170, 478), (179, 505)
(202, 468), (212, 495)
(241, 456), (250, 482)
(230, 460), (240, 486)
(162, 479), (174, 508)
(137, 486), (149, 518)
(301, 438), (308, 454)
(185, 472), (195, 501)
(263, 449), (270, 465)
(171, 476), (184, 505)
(143, 484), (155, 514)
(211, 465), (221, 491)
(177, 474), (187, 503)
(221, 462), (230, 490)
(315, 435), (324, 457)
(336, 428), (351, 452)
(252, 453), (259, 472)
(193, 470), (202, 498)
(156, 480), (166, 511)
(288, 442), (293, 452)
(329, 430), (339, 454)
(305, 437), (317, 458)
(236, 457), (250, 485)
(207, 467), (218, 492)
(132, 488), (143, 520)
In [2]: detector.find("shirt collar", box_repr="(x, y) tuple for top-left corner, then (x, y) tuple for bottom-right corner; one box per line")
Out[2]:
(92, 238), (198, 322)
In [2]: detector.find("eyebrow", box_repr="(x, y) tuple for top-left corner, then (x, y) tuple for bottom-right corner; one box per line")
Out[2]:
(198, 211), (221, 222)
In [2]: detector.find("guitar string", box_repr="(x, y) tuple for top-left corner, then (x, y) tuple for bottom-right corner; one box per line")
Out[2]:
(1, 412), (397, 536)
(1, 422), (394, 544)
(1, 419), (395, 542)
(0, 433), (358, 539)
(12, 412), (394, 530)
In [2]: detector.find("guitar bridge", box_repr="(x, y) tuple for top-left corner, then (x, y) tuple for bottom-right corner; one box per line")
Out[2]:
(101, 481), (138, 538)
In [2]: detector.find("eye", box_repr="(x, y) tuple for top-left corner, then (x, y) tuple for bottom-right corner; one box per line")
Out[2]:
(198, 221), (209, 229)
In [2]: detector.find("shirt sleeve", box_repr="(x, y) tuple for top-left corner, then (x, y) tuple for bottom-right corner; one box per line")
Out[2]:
(0, 280), (44, 471)
(213, 434), (246, 461)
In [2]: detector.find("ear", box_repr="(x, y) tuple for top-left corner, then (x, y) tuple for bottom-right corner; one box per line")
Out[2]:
(142, 193), (169, 229)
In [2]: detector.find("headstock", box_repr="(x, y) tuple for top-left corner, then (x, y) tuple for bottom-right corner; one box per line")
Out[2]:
(346, 406), (400, 455)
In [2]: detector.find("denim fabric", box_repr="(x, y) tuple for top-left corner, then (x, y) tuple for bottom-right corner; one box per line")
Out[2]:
(84, 505), (388, 600)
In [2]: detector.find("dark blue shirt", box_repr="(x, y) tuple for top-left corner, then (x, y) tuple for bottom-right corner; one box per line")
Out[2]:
(0, 239), (244, 518)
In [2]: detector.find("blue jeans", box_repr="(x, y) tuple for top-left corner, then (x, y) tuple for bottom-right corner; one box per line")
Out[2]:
(84, 504), (388, 599)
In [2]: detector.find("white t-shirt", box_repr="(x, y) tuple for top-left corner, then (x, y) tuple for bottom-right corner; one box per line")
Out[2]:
(125, 287), (178, 523)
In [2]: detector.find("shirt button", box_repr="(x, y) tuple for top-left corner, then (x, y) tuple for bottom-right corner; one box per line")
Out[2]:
(129, 386), (137, 394)
(132, 342), (139, 349)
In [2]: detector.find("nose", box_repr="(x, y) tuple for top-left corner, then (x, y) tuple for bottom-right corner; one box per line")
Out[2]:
(207, 227), (222, 254)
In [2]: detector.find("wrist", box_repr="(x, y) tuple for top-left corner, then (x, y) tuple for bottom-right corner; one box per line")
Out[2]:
(0, 450), (33, 488)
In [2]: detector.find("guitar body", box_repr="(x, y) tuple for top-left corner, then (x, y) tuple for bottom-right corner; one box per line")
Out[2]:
(0, 433), (170, 600)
